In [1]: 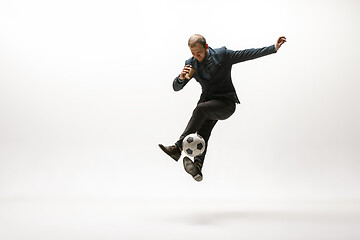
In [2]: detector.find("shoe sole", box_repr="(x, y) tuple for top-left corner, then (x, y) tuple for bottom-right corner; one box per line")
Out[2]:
(183, 157), (203, 182)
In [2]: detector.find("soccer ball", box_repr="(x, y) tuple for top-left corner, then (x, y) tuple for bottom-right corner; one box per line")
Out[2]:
(182, 133), (206, 157)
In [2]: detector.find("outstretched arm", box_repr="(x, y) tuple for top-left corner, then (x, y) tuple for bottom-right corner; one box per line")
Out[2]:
(228, 36), (287, 64)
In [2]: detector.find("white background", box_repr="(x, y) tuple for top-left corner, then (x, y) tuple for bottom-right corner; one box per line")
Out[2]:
(1, 0), (360, 239)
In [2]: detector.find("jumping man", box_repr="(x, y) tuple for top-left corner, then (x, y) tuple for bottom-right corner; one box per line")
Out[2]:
(159, 34), (286, 181)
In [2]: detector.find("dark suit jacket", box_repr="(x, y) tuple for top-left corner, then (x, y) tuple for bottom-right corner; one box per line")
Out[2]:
(173, 45), (277, 104)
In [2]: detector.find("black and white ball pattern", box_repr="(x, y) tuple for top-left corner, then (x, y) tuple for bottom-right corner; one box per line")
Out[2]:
(182, 133), (206, 157)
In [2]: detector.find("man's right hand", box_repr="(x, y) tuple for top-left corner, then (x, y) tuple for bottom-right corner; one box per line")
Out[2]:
(179, 65), (192, 80)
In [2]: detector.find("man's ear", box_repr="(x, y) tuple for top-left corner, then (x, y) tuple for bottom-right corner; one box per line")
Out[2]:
(205, 44), (209, 50)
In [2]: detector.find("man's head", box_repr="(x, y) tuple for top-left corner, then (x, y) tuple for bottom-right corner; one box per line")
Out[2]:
(188, 34), (208, 63)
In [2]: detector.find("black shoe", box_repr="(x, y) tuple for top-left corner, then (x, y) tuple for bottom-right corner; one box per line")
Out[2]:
(158, 144), (181, 161)
(183, 157), (203, 182)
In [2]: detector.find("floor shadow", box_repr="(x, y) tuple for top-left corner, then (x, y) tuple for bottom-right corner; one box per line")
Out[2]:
(172, 209), (360, 226)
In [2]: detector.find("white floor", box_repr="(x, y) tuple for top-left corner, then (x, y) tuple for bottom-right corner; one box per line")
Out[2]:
(1, 197), (360, 240)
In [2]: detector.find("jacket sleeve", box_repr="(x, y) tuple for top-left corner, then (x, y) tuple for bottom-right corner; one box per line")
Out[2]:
(227, 45), (277, 64)
(173, 75), (190, 91)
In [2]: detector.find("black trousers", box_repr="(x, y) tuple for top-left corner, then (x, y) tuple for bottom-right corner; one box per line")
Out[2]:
(176, 98), (236, 163)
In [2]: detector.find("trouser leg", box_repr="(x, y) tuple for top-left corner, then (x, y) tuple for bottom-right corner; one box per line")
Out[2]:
(194, 119), (217, 167)
(175, 98), (235, 151)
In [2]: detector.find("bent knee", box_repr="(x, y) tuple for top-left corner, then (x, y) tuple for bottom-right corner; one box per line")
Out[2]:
(192, 104), (208, 116)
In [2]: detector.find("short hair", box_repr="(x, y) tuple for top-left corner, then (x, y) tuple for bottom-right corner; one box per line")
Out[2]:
(188, 34), (207, 48)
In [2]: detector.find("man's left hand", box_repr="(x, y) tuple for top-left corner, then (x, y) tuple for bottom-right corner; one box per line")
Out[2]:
(275, 36), (287, 51)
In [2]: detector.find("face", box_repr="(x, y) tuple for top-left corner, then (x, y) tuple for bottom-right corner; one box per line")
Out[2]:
(190, 43), (208, 63)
